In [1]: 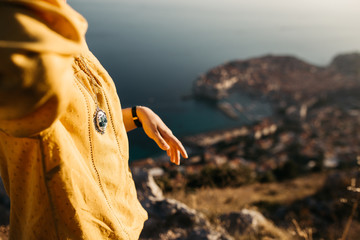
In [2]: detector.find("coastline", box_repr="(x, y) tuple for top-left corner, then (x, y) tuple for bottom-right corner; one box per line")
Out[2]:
(128, 52), (360, 239)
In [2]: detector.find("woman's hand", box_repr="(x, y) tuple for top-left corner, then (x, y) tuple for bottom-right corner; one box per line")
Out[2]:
(122, 106), (188, 165)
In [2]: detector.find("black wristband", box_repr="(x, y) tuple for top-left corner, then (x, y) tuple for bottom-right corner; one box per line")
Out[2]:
(131, 106), (143, 128)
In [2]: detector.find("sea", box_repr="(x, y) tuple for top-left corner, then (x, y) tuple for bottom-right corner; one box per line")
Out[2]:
(69, 0), (360, 160)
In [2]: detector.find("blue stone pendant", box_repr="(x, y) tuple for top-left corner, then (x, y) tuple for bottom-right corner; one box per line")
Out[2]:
(93, 107), (108, 134)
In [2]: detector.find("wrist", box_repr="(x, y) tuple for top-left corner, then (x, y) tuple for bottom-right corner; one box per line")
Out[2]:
(131, 106), (143, 128)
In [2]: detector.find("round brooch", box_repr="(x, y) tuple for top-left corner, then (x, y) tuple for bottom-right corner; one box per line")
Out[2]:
(93, 107), (108, 134)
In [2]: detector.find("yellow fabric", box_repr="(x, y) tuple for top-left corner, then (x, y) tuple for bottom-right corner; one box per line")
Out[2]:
(0, 0), (148, 239)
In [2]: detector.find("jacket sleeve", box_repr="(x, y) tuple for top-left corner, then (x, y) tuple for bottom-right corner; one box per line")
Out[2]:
(0, 0), (87, 137)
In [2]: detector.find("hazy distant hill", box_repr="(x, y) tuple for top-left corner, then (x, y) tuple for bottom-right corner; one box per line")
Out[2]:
(193, 53), (360, 101)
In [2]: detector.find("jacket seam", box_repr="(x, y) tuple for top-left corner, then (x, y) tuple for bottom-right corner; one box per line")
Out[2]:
(74, 79), (130, 240)
(102, 94), (126, 161)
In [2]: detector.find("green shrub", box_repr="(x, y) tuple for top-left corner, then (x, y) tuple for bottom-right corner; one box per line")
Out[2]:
(186, 164), (254, 189)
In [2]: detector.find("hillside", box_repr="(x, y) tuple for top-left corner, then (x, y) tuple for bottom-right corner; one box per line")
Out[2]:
(135, 52), (360, 239)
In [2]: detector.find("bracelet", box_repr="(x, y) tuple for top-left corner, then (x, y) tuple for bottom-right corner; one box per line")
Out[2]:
(131, 106), (143, 128)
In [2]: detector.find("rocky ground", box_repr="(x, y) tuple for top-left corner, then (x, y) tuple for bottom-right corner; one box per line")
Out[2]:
(132, 166), (291, 240)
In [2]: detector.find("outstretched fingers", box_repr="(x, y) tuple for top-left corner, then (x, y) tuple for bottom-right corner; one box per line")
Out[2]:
(161, 129), (188, 156)
(137, 106), (188, 165)
(171, 136), (188, 159)
(156, 128), (188, 165)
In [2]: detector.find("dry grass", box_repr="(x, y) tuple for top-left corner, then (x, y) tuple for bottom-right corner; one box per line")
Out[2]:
(165, 172), (329, 239)
(165, 172), (327, 218)
(234, 223), (291, 240)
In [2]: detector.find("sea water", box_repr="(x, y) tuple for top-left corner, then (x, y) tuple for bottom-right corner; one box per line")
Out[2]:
(70, 0), (360, 160)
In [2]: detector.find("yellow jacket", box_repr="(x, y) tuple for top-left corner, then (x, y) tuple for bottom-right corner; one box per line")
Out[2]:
(0, 0), (147, 239)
